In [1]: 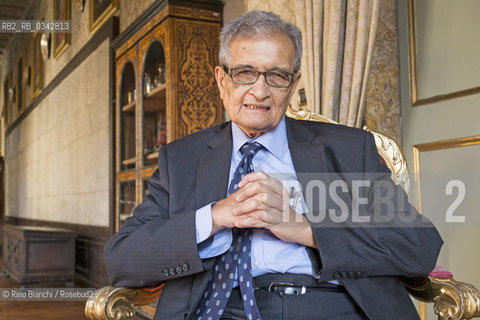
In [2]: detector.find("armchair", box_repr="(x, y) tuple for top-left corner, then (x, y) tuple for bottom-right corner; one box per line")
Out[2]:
(85, 106), (480, 320)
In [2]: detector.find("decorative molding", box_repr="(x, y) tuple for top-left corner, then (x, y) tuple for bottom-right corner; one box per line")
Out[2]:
(407, 0), (480, 107)
(412, 135), (480, 213)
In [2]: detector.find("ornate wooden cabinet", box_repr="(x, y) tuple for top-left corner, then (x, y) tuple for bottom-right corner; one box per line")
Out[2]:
(113, 1), (223, 229)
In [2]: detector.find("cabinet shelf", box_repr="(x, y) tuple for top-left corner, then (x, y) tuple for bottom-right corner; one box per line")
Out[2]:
(144, 84), (167, 113)
(145, 152), (159, 160)
(145, 83), (166, 98)
(120, 213), (132, 222)
(121, 101), (136, 112)
(122, 157), (136, 166)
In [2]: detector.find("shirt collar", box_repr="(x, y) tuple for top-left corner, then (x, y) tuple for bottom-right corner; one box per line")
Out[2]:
(231, 116), (288, 161)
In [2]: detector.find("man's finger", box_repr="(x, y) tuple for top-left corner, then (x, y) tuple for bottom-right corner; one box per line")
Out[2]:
(235, 216), (271, 229)
(237, 170), (269, 188)
(235, 181), (269, 202)
(233, 198), (267, 216)
(237, 176), (285, 200)
(235, 184), (285, 213)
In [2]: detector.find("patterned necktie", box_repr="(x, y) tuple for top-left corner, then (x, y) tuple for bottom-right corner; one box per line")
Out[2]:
(195, 142), (264, 320)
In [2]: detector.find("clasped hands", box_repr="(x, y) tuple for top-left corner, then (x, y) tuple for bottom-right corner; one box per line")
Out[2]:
(211, 171), (317, 248)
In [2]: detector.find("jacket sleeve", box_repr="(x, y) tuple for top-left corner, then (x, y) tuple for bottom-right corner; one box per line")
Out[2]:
(308, 132), (443, 282)
(103, 146), (206, 288)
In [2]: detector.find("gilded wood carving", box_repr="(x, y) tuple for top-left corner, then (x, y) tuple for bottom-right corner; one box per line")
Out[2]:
(176, 20), (221, 137)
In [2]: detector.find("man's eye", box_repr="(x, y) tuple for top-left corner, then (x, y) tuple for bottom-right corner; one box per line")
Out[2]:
(268, 72), (289, 81)
(235, 69), (256, 77)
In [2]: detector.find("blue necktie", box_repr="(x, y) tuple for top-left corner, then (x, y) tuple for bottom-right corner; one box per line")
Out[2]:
(195, 142), (264, 320)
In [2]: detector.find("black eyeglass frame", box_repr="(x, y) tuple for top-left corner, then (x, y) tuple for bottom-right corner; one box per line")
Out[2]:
(222, 65), (297, 88)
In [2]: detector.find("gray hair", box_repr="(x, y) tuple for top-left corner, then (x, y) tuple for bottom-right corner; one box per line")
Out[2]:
(219, 10), (303, 73)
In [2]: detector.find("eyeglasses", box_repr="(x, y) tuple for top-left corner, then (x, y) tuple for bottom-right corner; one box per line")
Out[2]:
(223, 65), (296, 88)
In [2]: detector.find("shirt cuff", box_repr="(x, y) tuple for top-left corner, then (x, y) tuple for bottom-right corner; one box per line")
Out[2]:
(195, 203), (233, 259)
(195, 203), (215, 244)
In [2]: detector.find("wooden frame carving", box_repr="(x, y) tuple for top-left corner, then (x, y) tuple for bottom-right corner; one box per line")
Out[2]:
(53, 0), (71, 58)
(89, 0), (118, 34)
(7, 71), (13, 125)
(2, 78), (8, 124)
(16, 50), (26, 114)
(31, 33), (44, 99)
(407, 0), (480, 106)
(412, 135), (480, 213)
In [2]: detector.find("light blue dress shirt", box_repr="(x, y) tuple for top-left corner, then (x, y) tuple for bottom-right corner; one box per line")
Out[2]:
(195, 117), (316, 284)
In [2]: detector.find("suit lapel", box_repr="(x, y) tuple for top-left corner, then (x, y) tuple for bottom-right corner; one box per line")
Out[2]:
(196, 122), (232, 209)
(285, 117), (328, 174)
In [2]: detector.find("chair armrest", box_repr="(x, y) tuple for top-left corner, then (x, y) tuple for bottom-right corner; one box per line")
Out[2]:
(404, 275), (480, 320)
(84, 285), (163, 320)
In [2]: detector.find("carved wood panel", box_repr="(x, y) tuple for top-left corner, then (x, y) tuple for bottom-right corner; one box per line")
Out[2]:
(174, 19), (221, 138)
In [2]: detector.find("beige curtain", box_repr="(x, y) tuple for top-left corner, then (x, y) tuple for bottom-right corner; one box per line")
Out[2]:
(295, 0), (380, 127)
(244, 0), (380, 128)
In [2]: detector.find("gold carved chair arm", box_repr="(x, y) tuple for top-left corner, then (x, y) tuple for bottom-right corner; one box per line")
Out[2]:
(404, 275), (480, 320)
(85, 285), (163, 320)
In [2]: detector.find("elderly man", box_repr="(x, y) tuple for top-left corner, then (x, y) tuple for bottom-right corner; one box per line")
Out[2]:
(104, 10), (442, 320)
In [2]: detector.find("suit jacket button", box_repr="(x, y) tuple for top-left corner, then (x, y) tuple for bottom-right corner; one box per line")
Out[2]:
(356, 271), (363, 277)
(333, 272), (340, 279)
(176, 266), (183, 274)
(182, 263), (189, 272)
(169, 267), (176, 276)
(342, 272), (348, 278)
(349, 272), (356, 278)
(163, 268), (169, 277)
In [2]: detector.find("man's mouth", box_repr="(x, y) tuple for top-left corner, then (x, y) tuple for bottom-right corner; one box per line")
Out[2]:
(244, 104), (270, 111)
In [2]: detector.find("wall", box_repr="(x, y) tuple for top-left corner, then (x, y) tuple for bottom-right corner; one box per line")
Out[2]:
(397, 0), (480, 318)
(5, 39), (110, 226)
(119, 0), (156, 33)
(364, 0), (401, 141)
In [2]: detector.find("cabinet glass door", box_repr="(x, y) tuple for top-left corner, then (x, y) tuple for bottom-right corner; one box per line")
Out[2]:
(119, 180), (136, 227)
(141, 40), (167, 168)
(119, 62), (136, 171)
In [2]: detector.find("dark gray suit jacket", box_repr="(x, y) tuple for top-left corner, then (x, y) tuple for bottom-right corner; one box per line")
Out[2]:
(104, 117), (443, 320)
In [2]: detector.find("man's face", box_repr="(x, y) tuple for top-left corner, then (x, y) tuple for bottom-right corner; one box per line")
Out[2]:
(215, 33), (300, 138)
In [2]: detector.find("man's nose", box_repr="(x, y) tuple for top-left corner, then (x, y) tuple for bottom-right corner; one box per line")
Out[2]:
(248, 74), (270, 99)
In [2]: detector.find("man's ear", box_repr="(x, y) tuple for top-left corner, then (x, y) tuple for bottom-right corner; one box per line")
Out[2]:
(215, 66), (225, 100)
